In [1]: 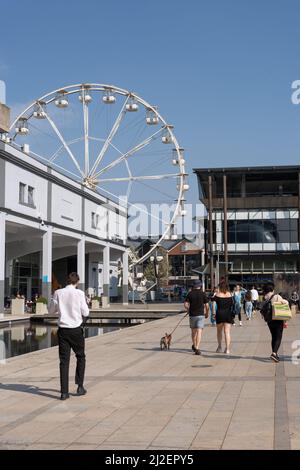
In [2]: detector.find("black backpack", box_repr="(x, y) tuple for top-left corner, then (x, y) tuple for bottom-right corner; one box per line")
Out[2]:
(259, 294), (275, 323)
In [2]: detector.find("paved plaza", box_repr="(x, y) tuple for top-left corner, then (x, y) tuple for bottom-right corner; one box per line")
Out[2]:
(0, 313), (300, 450)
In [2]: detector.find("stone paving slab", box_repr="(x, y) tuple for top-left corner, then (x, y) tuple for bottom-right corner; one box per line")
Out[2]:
(0, 313), (300, 449)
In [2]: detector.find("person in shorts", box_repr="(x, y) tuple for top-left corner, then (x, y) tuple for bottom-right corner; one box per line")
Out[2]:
(184, 280), (209, 355)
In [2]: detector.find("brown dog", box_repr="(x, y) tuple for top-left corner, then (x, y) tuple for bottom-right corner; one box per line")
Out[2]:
(160, 333), (172, 350)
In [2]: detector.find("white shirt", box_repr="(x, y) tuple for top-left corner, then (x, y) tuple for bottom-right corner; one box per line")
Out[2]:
(49, 284), (89, 328)
(251, 289), (259, 301)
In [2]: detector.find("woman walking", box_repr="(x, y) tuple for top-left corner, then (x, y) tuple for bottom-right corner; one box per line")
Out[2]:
(233, 285), (244, 326)
(212, 281), (234, 354)
(244, 290), (253, 320)
(260, 283), (289, 363)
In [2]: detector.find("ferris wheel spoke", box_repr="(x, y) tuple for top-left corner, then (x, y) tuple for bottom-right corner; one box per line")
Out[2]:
(49, 137), (84, 163)
(82, 92), (89, 176)
(89, 95), (130, 176)
(94, 183), (173, 226)
(93, 127), (165, 178)
(28, 148), (84, 181)
(39, 104), (84, 178)
(97, 173), (180, 183)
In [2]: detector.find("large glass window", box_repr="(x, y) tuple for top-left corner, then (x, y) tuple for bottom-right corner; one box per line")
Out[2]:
(226, 210), (298, 251)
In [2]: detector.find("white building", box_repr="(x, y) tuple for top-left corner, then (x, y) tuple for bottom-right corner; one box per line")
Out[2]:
(0, 140), (129, 310)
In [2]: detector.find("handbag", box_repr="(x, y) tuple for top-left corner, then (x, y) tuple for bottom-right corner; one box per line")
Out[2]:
(272, 302), (292, 321)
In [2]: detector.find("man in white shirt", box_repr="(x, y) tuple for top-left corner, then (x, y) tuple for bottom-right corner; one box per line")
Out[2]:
(251, 285), (259, 312)
(49, 272), (89, 400)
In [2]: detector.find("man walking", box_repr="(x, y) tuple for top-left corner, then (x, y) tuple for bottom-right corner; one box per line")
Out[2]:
(49, 272), (89, 400)
(184, 280), (209, 355)
(251, 285), (259, 313)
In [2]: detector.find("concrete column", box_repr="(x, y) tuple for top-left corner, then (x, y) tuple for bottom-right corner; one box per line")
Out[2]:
(42, 228), (52, 304)
(208, 174), (214, 290)
(122, 250), (129, 305)
(102, 245), (110, 308)
(0, 212), (5, 312)
(298, 172), (300, 271)
(223, 173), (228, 281)
(77, 237), (85, 292)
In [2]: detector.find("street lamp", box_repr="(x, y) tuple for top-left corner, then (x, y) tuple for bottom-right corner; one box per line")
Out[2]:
(150, 254), (164, 300)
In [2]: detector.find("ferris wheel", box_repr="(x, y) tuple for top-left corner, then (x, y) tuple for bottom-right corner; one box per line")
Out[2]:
(7, 83), (188, 265)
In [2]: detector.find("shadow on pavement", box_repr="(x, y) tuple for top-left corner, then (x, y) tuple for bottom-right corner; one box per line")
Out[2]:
(134, 347), (290, 362)
(0, 383), (59, 399)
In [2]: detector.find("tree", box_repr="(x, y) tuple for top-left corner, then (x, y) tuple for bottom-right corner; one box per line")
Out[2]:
(143, 250), (170, 287)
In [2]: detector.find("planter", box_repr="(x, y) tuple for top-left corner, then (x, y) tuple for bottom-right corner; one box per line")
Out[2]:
(35, 303), (48, 315)
(91, 300), (100, 310)
(11, 298), (25, 315)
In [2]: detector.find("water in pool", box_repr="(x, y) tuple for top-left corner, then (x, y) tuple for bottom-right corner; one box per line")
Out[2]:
(0, 321), (141, 359)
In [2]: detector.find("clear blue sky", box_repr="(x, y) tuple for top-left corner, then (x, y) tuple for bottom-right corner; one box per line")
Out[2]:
(1, 0), (300, 205)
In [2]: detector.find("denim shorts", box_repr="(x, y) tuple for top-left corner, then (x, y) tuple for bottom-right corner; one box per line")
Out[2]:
(189, 315), (205, 329)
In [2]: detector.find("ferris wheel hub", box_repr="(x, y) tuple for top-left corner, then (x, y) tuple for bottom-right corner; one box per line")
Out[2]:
(83, 176), (99, 189)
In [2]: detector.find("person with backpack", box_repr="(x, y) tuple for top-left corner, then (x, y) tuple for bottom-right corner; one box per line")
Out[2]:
(260, 283), (289, 363)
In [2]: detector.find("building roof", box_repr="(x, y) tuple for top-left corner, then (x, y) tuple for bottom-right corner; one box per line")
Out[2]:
(193, 165), (300, 174)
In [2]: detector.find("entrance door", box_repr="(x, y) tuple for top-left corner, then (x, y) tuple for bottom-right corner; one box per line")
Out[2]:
(18, 277), (32, 300)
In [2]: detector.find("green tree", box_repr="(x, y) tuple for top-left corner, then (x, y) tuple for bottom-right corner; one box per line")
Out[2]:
(143, 251), (170, 287)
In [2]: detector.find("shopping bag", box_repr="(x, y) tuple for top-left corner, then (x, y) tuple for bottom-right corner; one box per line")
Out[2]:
(272, 302), (292, 321)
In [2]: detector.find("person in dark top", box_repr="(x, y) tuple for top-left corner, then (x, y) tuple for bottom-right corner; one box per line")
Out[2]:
(184, 280), (209, 356)
(212, 281), (234, 354)
(260, 283), (289, 363)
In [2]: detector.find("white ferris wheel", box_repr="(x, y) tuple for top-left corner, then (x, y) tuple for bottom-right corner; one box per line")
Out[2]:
(7, 83), (189, 265)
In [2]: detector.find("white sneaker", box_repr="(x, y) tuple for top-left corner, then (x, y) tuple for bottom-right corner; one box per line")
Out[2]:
(224, 348), (230, 354)
(239, 321), (243, 326)
(216, 346), (222, 353)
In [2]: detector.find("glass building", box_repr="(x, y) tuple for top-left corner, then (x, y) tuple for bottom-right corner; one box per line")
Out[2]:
(194, 166), (300, 288)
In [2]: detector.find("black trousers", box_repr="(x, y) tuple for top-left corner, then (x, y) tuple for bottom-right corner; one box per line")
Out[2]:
(267, 320), (284, 354)
(58, 326), (86, 394)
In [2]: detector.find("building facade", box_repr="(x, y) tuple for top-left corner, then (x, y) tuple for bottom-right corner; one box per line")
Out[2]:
(194, 166), (300, 289)
(0, 141), (129, 309)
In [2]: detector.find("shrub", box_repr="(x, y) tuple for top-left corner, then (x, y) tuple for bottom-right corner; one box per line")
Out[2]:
(36, 297), (48, 304)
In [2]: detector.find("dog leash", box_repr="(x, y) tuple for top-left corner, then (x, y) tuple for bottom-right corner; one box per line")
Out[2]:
(169, 310), (189, 336)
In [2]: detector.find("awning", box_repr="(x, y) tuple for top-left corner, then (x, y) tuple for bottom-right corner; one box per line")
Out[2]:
(192, 264), (210, 275)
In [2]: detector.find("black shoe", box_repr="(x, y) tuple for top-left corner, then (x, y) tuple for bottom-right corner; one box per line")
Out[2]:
(195, 349), (201, 356)
(192, 345), (196, 352)
(60, 393), (70, 400)
(76, 385), (87, 396)
(270, 353), (279, 363)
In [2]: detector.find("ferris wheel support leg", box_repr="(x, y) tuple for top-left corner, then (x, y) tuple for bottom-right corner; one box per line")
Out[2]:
(102, 246), (110, 308)
(122, 251), (129, 306)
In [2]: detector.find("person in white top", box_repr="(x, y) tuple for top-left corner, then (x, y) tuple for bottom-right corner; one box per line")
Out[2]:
(251, 285), (259, 312)
(49, 272), (89, 400)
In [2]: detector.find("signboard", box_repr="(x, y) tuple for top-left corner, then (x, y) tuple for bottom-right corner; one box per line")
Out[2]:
(169, 276), (198, 280)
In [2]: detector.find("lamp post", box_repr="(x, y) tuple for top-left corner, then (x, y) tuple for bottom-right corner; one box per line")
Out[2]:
(150, 253), (164, 301)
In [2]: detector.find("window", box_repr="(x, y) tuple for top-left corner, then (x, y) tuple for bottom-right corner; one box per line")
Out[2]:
(19, 183), (35, 207)
(92, 212), (99, 229)
(28, 186), (35, 207)
(19, 183), (26, 204)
